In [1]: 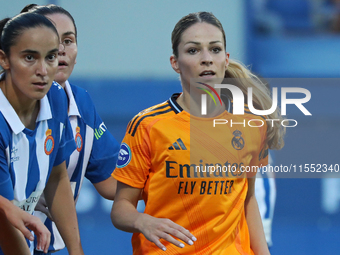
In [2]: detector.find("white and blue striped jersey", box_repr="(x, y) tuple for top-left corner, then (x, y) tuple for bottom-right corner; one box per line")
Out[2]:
(0, 82), (76, 255)
(34, 80), (119, 252)
(255, 152), (276, 247)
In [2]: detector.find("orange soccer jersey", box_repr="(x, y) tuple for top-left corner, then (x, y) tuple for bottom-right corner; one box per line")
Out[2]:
(113, 93), (268, 255)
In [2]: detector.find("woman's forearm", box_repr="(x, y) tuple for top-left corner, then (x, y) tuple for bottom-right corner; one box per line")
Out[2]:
(111, 185), (142, 232)
(44, 162), (84, 255)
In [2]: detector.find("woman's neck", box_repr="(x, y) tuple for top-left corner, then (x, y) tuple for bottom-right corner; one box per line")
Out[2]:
(0, 79), (40, 130)
(177, 87), (226, 117)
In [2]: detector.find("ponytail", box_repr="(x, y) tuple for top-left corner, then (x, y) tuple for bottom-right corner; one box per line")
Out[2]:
(0, 18), (10, 51)
(224, 59), (285, 150)
(20, 4), (39, 13)
(0, 18), (10, 77)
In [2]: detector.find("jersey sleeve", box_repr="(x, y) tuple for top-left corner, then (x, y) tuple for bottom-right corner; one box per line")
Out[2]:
(54, 114), (76, 167)
(0, 133), (13, 200)
(85, 110), (120, 183)
(112, 119), (151, 189)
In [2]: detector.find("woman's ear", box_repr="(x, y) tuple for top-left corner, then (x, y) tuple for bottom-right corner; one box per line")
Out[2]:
(225, 52), (230, 69)
(170, 55), (180, 74)
(0, 50), (9, 70)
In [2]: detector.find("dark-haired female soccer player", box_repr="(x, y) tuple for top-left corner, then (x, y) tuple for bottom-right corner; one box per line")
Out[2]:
(20, 4), (119, 254)
(0, 12), (84, 255)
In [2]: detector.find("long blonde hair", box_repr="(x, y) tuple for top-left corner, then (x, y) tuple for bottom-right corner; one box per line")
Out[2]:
(224, 60), (285, 150)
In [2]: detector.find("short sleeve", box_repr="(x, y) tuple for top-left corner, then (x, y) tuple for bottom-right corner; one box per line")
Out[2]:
(85, 111), (120, 183)
(112, 120), (151, 189)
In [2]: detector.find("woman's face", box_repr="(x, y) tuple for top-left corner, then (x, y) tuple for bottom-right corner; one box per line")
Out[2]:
(171, 22), (229, 88)
(46, 13), (77, 87)
(0, 26), (59, 101)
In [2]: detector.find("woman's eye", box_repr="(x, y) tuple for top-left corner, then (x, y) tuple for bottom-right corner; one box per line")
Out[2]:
(63, 39), (72, 45)
(25, 55), (34, 61)
(47, 54), (57, 61)
(212, 47), (222, 53)
(188, 48), (198, 54)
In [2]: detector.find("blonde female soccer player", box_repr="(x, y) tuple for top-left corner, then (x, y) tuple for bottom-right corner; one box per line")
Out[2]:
(111, 12), (284, 255)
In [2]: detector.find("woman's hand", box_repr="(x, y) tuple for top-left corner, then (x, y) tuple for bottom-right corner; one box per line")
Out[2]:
(137, 214), (196, 251)
(1, 199), (51, 253)
(34, 194), (53, 221)
(19, 212), (51, 253)
(112, 181), (197, 251)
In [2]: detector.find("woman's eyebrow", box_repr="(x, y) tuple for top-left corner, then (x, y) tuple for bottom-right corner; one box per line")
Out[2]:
(20, 49), (39, 54)
(184, 40), (223, 45)
(62, 31), (76, 37)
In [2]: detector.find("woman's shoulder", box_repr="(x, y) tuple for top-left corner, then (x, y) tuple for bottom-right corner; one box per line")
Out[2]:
(126, 100), (176, 137)
(136, 101), (172, 117)
(48, 81), (68, 102)
(68, 83), (91, 100)
(46, 82), (69, 119)
(67, 83), (96, 115)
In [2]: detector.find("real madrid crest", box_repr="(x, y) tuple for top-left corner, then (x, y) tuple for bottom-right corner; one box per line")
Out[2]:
(44, 129), (54, 155)
(231, 130), (244, 150)
(75, 126), (83, 152)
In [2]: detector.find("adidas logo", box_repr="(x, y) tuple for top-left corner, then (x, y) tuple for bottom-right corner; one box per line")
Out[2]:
(168, 138), (187, 150)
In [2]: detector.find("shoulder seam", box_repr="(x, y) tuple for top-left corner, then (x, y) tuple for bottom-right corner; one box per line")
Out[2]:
(130, 107), (173, 137)
(128, 103), (171, 134)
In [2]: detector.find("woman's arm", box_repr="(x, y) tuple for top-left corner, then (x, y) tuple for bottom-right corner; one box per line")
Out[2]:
(44, 161), (84, 255)
(245, 177), (270, 255)
(94, 176), (144, 201)
(111, 181), (196, 251)
(0, 211), (31, 255)
(93, 176), (117, 200)
(0, 195), (50, 253)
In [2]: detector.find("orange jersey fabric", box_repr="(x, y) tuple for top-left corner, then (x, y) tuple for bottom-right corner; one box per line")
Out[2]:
(113, 93), (268, 255)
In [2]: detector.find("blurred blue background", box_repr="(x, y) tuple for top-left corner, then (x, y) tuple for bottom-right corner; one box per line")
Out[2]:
(2, 0), (340, 254)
